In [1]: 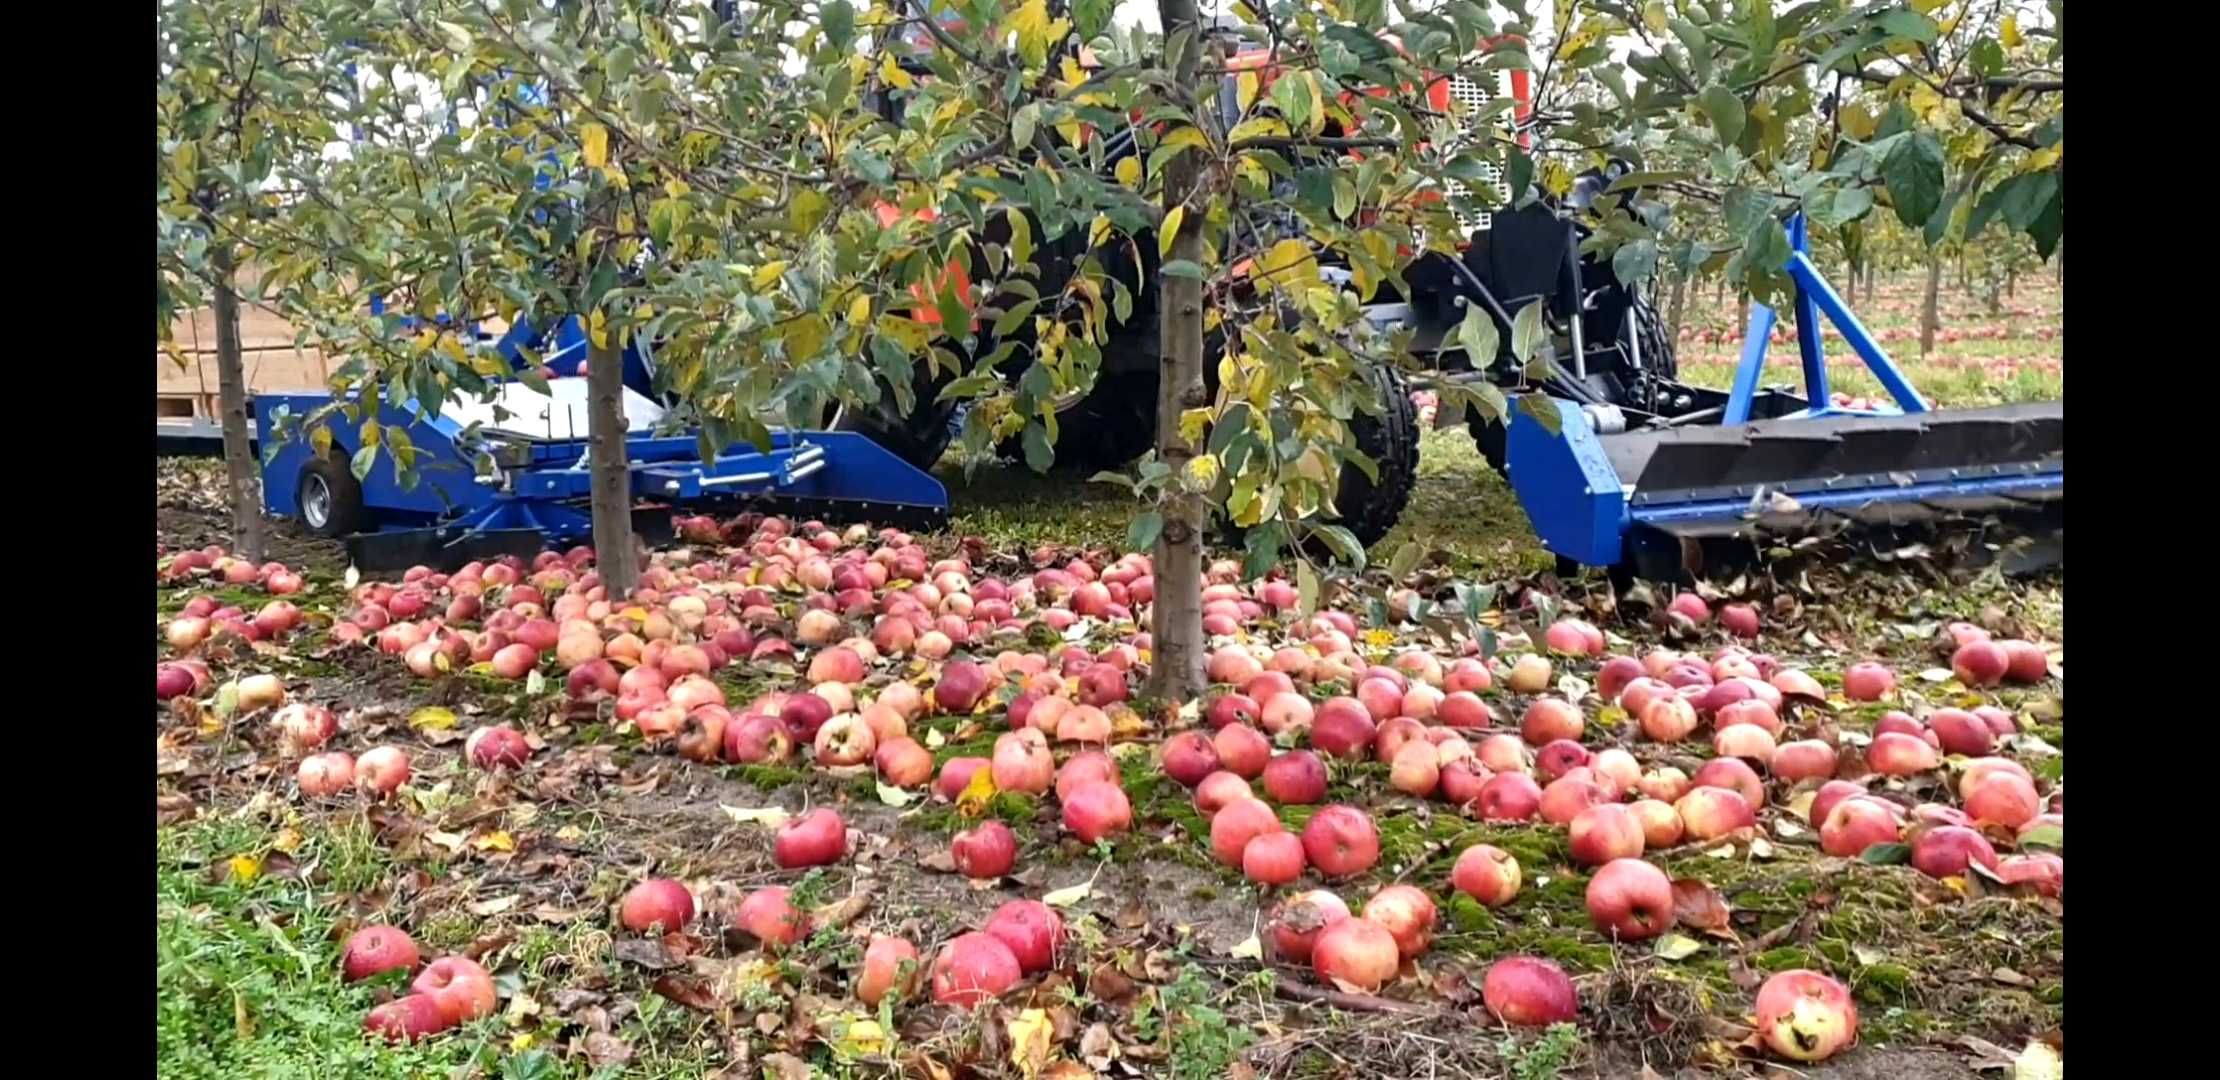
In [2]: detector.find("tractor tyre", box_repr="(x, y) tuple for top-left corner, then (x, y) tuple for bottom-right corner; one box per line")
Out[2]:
(995, 371), (1161, 473)
(296, 455), (366, 539)
(1219, 363), (1422, 557)
(833, 362), (960, 472)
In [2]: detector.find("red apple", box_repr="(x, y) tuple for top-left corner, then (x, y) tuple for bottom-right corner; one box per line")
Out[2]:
(1520, 698), (1584, 746)
(875, 737), (935, 787)
(1755, 970), (1858, 1062)
(1910, 825), (2001, 879)
(1505, 654), (1552, 693)
(1999, 640), (2049, 683)
(1719, 603), (1761, 639)
(952, 820), (1018, 880)
(930, 932), (1023, 1007)
(737, 886), (810, 948)
(1242, 830), (1307, 885)
(1842, 662), (1896, 701)
(1055, 750), (1121, 802)
(1667, 592), (1710, 624)
(1996, 852), (2064, 898)
(983, 899), (1064, 974)
(1361, 884), (1437, 959)
(1638, 695), (1700, 742)
(1478, 772), (1544, 822)
(1207, 693), (1260, 729)
(1451, 844), (1522, 906)
(1299, 805), (1380, 878)
(1584, 857), (1673, 940)
(1162, 731), (1221, 787)
(1637, 767), (1690, 803)
(1568, 803), (1646, 866)
(1808, 780), (1868, 830)
(412, 955), (497, 1026)
(1925, 708), (1996, 757)
(1963, 772), (2041, 829)
(935, 661), (992, 713)
(1195, 770), (1255, 816)
(465, 724), (531, 770)
(620, 879), (696, 933)
(1310, 698), (1377, 760)
(856, 934), (920, 1006)
(342, 925), (420, 982)
(774, 807), (848, 869)
(1262, 751), (1328, 805)
(1628, 798), (1684, 848)
(1950, 640), (2010, 687)
(1063, 781), (1133, 843)
(935, 756), (990, 801)
(1482, 955), (1578, 1027)
(1770, 740), (1837, 783)
(1819, 797), (1902, 858)
(991, 730), (1055, 794)
(1269, 890), (1352, 962)
(1866, 731), (1940, 776)
(1674, 786), (1756, 842)
(1311, 917), (1401, 993)
(1212, 723), (1272, 779)
(364, 993), (450, 1042)
(1209, 797), (1284, 866)
(813, 713), (877, 767)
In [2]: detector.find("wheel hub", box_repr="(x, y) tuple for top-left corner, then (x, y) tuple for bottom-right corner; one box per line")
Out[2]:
(301, 475), (332, 528)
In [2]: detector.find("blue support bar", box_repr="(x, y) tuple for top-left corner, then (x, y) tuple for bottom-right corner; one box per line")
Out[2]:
(1723, 302), (1779, 425)
(1787, 215), (1829, 406)
(1783, 252), (1928, 414)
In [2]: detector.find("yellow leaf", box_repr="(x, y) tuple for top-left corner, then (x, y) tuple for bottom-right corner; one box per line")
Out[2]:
(880, 52), (913, 90)
(956, 767), (999, 817)
(848, 293), (873, 327)
(409, 706), (458, 731)
(271, 828), (304, 854)
(1161, 126), (1209, 153)
(473, 830), (516, 853)
(2012, 1041), (2062, 1080)
(751, 261), (787, 292)
(1177, 407), (1213, 447)
(2001, 14), (2023, 48)
(1228, 932), (1263, 960)
(228, 854), (262, 882)
(925, 727), (947, 749)
(1115, 156), (1141, 189)
(833, 1015), (890, 1060)
(1180, 453), (1220, 493)
(1227, 116), (1289, 143)
(2020, 143), (2061, 172)
(1254, 238), (1320, 293)
(511, 1033), (536, 1052)
(469, 894), (520, 916)
(1237, 71), (1261, 113)
(1089, 214), (1113, 249)
(1009, 0), (1070, 68)
(1006, 1008), (1056, 1078)
(1158, 205), (1186, 259)
(581, 123), (608, 168)
(588, 307), (609, 350)
(1653, 932), (1704, 960)
(1642, 0), (1668, 33)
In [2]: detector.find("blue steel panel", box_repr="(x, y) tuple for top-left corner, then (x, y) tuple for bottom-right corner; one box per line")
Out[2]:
(1784, 252), (1928, 414)
(1503, 397), (1629, 566)
(252, 391), (493, 527)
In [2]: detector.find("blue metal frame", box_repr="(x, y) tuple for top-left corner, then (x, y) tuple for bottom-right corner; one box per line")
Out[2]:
(1723, 212), (1929, 424)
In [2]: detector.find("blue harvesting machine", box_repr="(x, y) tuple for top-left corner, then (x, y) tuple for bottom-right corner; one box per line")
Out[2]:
(248, 311), (949, 572)
(1494, 214), (2062, 579)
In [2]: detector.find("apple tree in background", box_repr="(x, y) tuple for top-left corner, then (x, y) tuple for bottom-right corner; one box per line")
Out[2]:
(157, 0), (352, 562)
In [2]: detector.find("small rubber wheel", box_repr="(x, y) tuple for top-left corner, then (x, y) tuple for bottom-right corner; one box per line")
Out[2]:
(296, 455), (365, 538)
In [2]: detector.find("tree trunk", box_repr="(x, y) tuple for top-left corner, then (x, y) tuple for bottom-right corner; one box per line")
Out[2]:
(211, 245), (265, 563)
(1735, 289), (1749, 332)
(1666, 271), (1688, 344)
(1919, 256), (1942, 357)
(1983, 271), (2001, 316)
(1714, 276), (1726, 305)
(586, 318), (640, 597)
(1144, 0), (1207, 704)
(1862, 262), (1876, 306)
(2006, 269), (2016, 298)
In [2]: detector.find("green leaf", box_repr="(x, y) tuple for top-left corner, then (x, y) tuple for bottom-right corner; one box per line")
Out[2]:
(1127, 510), (1164, 553)
(1311, 525), (1367, 569)
(1872, 9), (1939, 45)
(1882, 131), (1945, 228)
(1509, 300), (1547, 366)
(1242, 523), (1287, 579)
(1806, 185), (1875, 229)
(1515, 393), (1563, 437)
(1604, 170), (1694, 194)
(1387, 541), (1424, 581)
(1159, 259), (1205, 280)
(2016, 824), (2062, 852)
(1296, 561), (1320, 617)
(1452, 302), (1501, 366)
(1653, 933), (1704, 960)
(1022, 424), (1054, 473)
(1860, 842), (1912, 866)
(1700, 86), (1746, 146)
(350, 444), (377, 482)
(1611, 239), (1658, 286)
(822, 0), (855, 49)
(1507, 151), (1534, 203)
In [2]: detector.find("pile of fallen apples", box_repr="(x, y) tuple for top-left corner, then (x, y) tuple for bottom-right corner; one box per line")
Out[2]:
(157, 518), (2059, 1065)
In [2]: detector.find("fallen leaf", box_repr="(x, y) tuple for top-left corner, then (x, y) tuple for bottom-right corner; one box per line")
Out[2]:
(2011, 1040), (2062, 1080)
(1670, 879), (1733, 933)
(876, 781), (915, 807)
(1653, 932), (1704, 960)
(1991, 966), (2034, 988)
(719, 803), (789, 829)
(1852, 945), (1887, 966)
(1227, 932), (1263, 960)
(652, 973), (719, 1011)
(473, 830), (517, 853)
(614, 938), (680, 971)
(828, 1014), (890, 1060)
(410, 706), (458, 731)
(760, 1052), (811, 1080)
(1043, 881), (1092, 908)
(956, 767), (999, 817)
(1007, 1007), (1056, 1077)
(468, 894), (520, 917)
(925, 727), (947, 749)
(582, 1032), (632, 1067)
